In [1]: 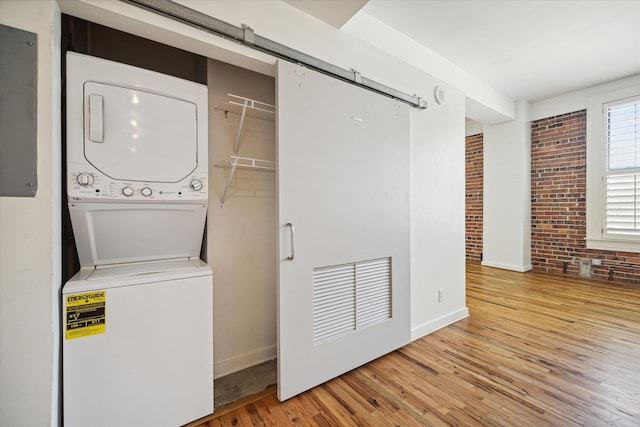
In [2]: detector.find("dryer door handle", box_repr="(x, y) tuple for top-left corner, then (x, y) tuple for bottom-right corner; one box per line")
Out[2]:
(88, 94), (104, 143)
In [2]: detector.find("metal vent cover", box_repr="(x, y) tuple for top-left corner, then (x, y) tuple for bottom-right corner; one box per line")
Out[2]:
(312, 257), (391, 344)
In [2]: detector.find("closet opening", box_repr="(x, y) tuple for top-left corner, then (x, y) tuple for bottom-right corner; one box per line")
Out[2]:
(207, 59), (277, 406)
(61, 15), (277, 411)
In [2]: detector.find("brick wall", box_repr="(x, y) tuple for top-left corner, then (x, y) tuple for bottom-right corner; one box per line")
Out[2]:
(531, 110), (640, 284)
(465, 133), (483, 261)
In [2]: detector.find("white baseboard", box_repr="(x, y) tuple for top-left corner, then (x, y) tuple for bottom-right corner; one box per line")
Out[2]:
(481, 260), (532, 272)
(216, 309), (471, 377)
(214, 344), (277, 379)
(411, 307), (470, 341)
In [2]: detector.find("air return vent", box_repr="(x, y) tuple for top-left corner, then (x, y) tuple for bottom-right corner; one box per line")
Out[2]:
(312, 257), (391, 344)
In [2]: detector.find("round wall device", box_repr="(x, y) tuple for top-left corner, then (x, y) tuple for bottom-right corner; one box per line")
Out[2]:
(434, 86), (445, 105)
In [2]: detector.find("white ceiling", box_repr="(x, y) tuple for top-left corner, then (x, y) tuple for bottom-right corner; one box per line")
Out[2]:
(286, 0), (640, 104)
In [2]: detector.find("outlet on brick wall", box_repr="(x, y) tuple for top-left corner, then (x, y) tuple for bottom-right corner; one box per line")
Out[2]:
(529, 110), (640, 284)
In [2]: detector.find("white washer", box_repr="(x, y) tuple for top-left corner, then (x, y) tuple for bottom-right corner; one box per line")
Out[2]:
(63, 260), (213, 427)
(63, 53), (213, 427)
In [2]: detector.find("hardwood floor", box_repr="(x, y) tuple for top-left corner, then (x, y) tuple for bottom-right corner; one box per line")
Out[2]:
(188, 262), (640, 426)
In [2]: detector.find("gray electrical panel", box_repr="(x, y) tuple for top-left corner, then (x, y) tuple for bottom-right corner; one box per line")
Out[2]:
(0, 24), (38, 197)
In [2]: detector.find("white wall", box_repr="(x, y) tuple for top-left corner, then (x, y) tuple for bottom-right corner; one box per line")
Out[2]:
(482, 100), (532, 272)
(465, 119), (484, 137)
(530, 73), (640, 121)
(411, 86), (469, 339)
(0, 1), (61, 426)
(207, 60), (277, 377)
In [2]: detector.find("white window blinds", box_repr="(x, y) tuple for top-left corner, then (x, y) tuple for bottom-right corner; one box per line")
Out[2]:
(605, 97), (640, 235)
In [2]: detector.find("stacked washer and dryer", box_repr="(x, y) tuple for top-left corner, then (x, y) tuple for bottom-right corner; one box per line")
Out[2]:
(63, 52), (213, 427)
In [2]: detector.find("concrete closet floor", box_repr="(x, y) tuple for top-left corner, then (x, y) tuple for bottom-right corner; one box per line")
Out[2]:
(214, 359), (277, 408)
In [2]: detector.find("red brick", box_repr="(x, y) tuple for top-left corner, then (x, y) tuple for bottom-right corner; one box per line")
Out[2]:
(465, 133), (483, 261)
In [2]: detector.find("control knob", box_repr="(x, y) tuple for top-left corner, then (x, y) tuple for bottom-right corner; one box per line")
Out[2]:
(76, 172), (95, 187)
(122, 186), (134, 197)
(190, 179), (203, 191)
(141, 187), (153, 197)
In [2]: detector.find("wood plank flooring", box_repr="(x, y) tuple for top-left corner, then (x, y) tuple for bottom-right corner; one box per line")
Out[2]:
(188, 262), (640, 426)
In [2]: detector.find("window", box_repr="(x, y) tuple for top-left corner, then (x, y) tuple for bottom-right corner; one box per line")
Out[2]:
(586, 85), (640, 252)
(604, 97), (640, 236)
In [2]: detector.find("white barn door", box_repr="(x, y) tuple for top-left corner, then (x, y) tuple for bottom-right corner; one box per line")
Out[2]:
(276, 60), (411, 401)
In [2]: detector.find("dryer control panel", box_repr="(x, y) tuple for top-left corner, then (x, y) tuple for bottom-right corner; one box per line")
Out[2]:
(68, 166), (208, 203)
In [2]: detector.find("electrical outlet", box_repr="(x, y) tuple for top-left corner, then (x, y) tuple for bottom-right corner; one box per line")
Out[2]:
(592, 258), (602, 266)
(438, 288), (444, 302)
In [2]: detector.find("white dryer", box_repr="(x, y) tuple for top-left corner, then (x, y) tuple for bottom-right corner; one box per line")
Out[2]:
(63, 52), (213, 427)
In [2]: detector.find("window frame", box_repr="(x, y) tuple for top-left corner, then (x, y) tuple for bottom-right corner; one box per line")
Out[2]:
(586, 84), (640, 252)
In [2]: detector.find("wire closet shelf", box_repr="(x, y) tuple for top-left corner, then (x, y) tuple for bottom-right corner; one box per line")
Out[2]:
(214, 94), (276, 205)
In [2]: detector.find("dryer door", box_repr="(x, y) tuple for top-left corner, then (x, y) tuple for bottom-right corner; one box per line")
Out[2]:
(83, 82), (199, 183)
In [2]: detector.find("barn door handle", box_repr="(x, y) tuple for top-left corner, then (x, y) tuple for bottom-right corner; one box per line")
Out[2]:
(286, 223), (295, 261)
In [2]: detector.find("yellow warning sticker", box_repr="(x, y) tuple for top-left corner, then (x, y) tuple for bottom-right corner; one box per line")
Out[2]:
(65, 291), (106, 340)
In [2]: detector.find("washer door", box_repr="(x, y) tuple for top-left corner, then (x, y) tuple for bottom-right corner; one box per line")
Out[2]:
(83, 82), (198, 183)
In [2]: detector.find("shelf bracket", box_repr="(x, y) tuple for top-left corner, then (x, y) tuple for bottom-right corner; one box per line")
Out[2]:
(220, 159), (239, 205)
(217, 156), (275, 206)
(233, 98), (249, 154)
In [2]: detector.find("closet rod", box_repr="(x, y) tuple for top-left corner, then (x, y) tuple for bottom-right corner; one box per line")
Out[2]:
(120, 0), (428, 110)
